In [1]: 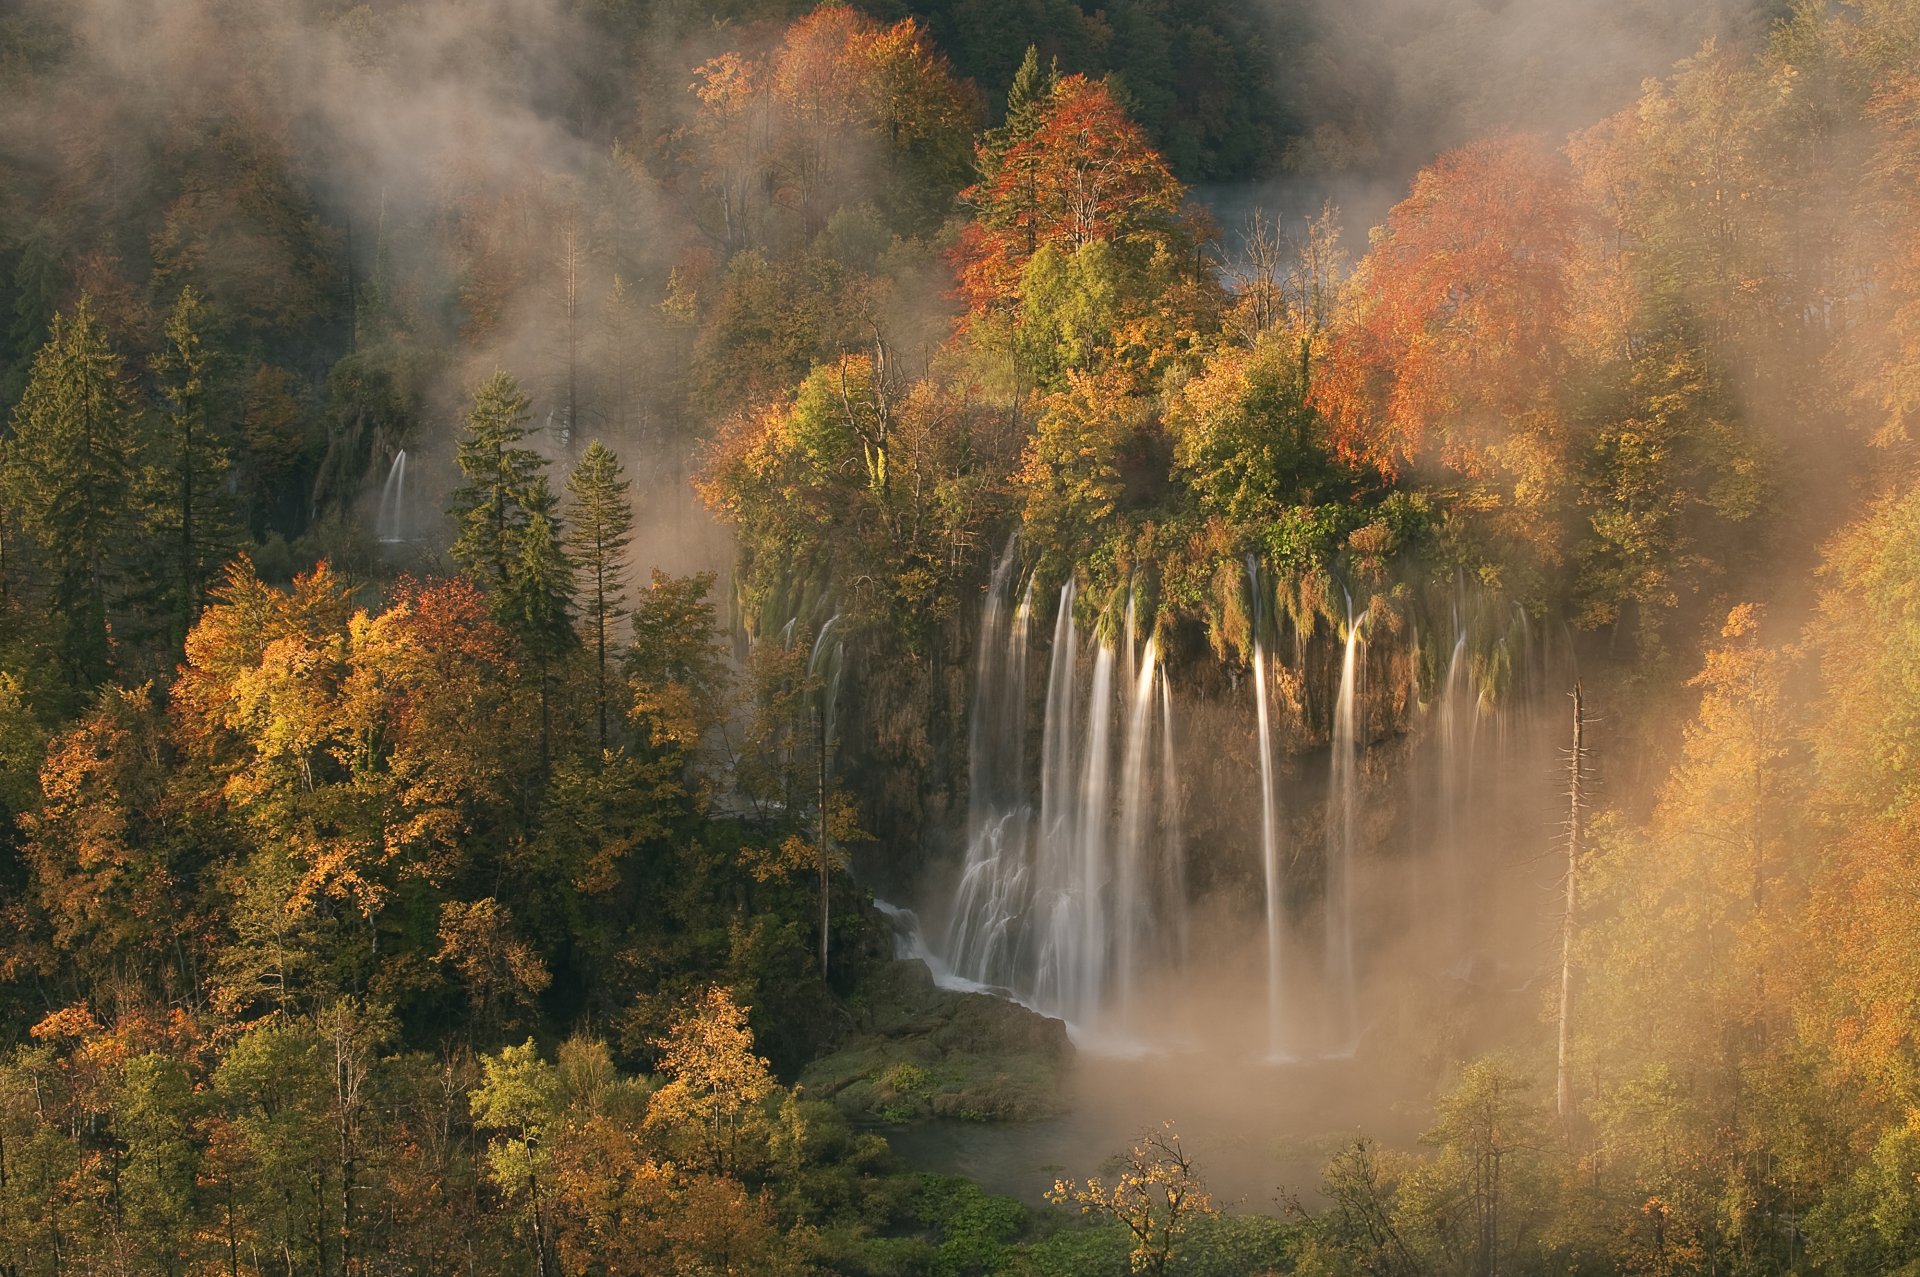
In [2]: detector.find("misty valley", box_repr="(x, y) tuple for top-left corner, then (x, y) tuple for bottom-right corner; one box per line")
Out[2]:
(1, 0), (1917, 1274)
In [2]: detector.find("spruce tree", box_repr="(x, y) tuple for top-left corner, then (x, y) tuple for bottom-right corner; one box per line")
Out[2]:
(565, 441), (634, 750)
(978, 45), (1058, 184)
(503, 477), (577, 771)
(449, 370), (546, 592)
(1, 296), (145, 684)
(148, 286), (239, 638)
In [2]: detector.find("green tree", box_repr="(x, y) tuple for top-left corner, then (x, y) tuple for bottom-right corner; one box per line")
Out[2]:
(450, 370), (546, 593)
(112, 1053), (201, 1273)
(565, 440), (634, 751)
(501, 478), (577, 771)
(0, 297), (146, 684)
(147, 285), (239, 639)
(474, 1039), (563, 1277)
(1396, 1058), (1547, 1277)
(976, 43), (1058, 191)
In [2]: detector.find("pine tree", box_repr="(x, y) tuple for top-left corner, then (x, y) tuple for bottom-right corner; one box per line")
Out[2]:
(503, 477), (578, 771)
(450, 371), (546, 592)
(565, 441), (634, 750)
(1, 296), (145, 684)
(148, 286), (239, 638)
(979, 45), (1058, 185)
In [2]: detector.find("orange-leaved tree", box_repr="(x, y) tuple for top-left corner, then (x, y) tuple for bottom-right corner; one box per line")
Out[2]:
(1315, 134), (1586, 490)
(955, 75), (1190, 313)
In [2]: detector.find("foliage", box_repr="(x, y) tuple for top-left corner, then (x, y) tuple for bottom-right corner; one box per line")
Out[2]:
(956, 74), (1191, 314)
(1049, 1122), (1218, 1277)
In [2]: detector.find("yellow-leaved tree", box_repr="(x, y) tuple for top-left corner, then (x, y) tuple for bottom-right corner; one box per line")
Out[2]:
(643, 986), (775, 1179)
(1049, 1122), (1216, 1277)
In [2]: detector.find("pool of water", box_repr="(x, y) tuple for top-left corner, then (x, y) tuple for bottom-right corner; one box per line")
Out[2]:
(878, 1048), (1426, 1210)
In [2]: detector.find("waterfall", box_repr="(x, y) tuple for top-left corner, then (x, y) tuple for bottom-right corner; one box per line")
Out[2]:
(1065, 639), (1116, 1019)
(1158, 676), (1186, 972)
(1436, 627), (1469, 952)
(931, 548), (1567, 1056)
(809, 613), (846, 775)
(1248, 555), (1286, 1056)
(1252, 639), (1284, 1055)
(376, 449), (408, 544)
(1326, 605), (1364, 1049)
(942, 561), (1193, 1034)
(947, 546), (1032, 989)
(1114, 636), (1158, 1019)
(1031, 581), (1080, 1013)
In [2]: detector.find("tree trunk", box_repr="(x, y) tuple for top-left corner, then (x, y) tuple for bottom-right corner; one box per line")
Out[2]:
(817, 703), (831, 981)
(1556, 681), (1584, 1124)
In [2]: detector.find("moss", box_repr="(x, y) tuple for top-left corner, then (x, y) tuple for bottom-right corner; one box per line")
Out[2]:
(800, 959), (1073, 1124)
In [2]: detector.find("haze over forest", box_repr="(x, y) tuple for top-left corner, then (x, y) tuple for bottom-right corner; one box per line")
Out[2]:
(6, 0), (1920, 1273)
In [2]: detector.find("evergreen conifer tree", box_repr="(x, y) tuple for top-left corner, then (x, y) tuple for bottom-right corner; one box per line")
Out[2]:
(978, 45), (1058, 185)
(148, 286), (239, 638)
(503, 477), (577, 771)
(1, 296), (146, 684)
(450, 371), (546, 592)
(565, 441), (633, 750)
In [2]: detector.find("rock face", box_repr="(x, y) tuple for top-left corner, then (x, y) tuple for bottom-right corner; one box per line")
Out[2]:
(800, 959), (1073, 1123)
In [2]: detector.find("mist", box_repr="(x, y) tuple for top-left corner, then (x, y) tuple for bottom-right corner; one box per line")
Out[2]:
(1, 0), (1918, 1271)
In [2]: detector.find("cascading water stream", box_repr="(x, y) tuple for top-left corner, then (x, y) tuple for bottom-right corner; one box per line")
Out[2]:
(947, 545), (1032, 989)
(377, 449), (409, 544)
(1114, 636), (1158, 1021)
(1158, 677), (1187, 972)
(1066, 640), (1116, 1020)
(1031, 581), (1080, 1014)
(1248, 558), (1286, 1057)
(925, 546), (1570, 1057)
(1326, 605), (1365, 1050)
(941, 561), (1199, 1036)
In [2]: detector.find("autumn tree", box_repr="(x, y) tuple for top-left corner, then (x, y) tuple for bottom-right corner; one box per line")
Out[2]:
(1314, 135), (1585, 558)
(1803, 488), (1920, 1122)
(21, 684), (191, 1001)
(1015, 365), (1150, 582)
(643, 986), (775, 1179)
(626, 570), (731, 760)
(341, 575), (525, 879)
(1576, 606), (1809, 1259)
(437, 899), (552, 1041)
(1049, 1122), (1218, 1277)
(956, 75), (1191, 313)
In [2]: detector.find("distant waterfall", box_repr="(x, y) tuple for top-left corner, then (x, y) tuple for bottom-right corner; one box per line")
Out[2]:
(376, 449), (409, 544)
(1252, 633), (1284, 1055)
(1326, 606), (1364, 1049)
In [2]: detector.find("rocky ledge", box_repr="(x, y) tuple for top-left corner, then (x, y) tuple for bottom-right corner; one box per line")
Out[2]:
(801, 958), (1073, 1123)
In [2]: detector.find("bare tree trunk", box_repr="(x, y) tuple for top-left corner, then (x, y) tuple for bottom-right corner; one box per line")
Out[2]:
(817, 703), (830, 981)
(1556, 681), (1585, 1123)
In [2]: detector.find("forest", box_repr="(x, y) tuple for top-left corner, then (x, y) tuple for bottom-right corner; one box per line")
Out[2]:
(3, 0), (1920, 1273)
